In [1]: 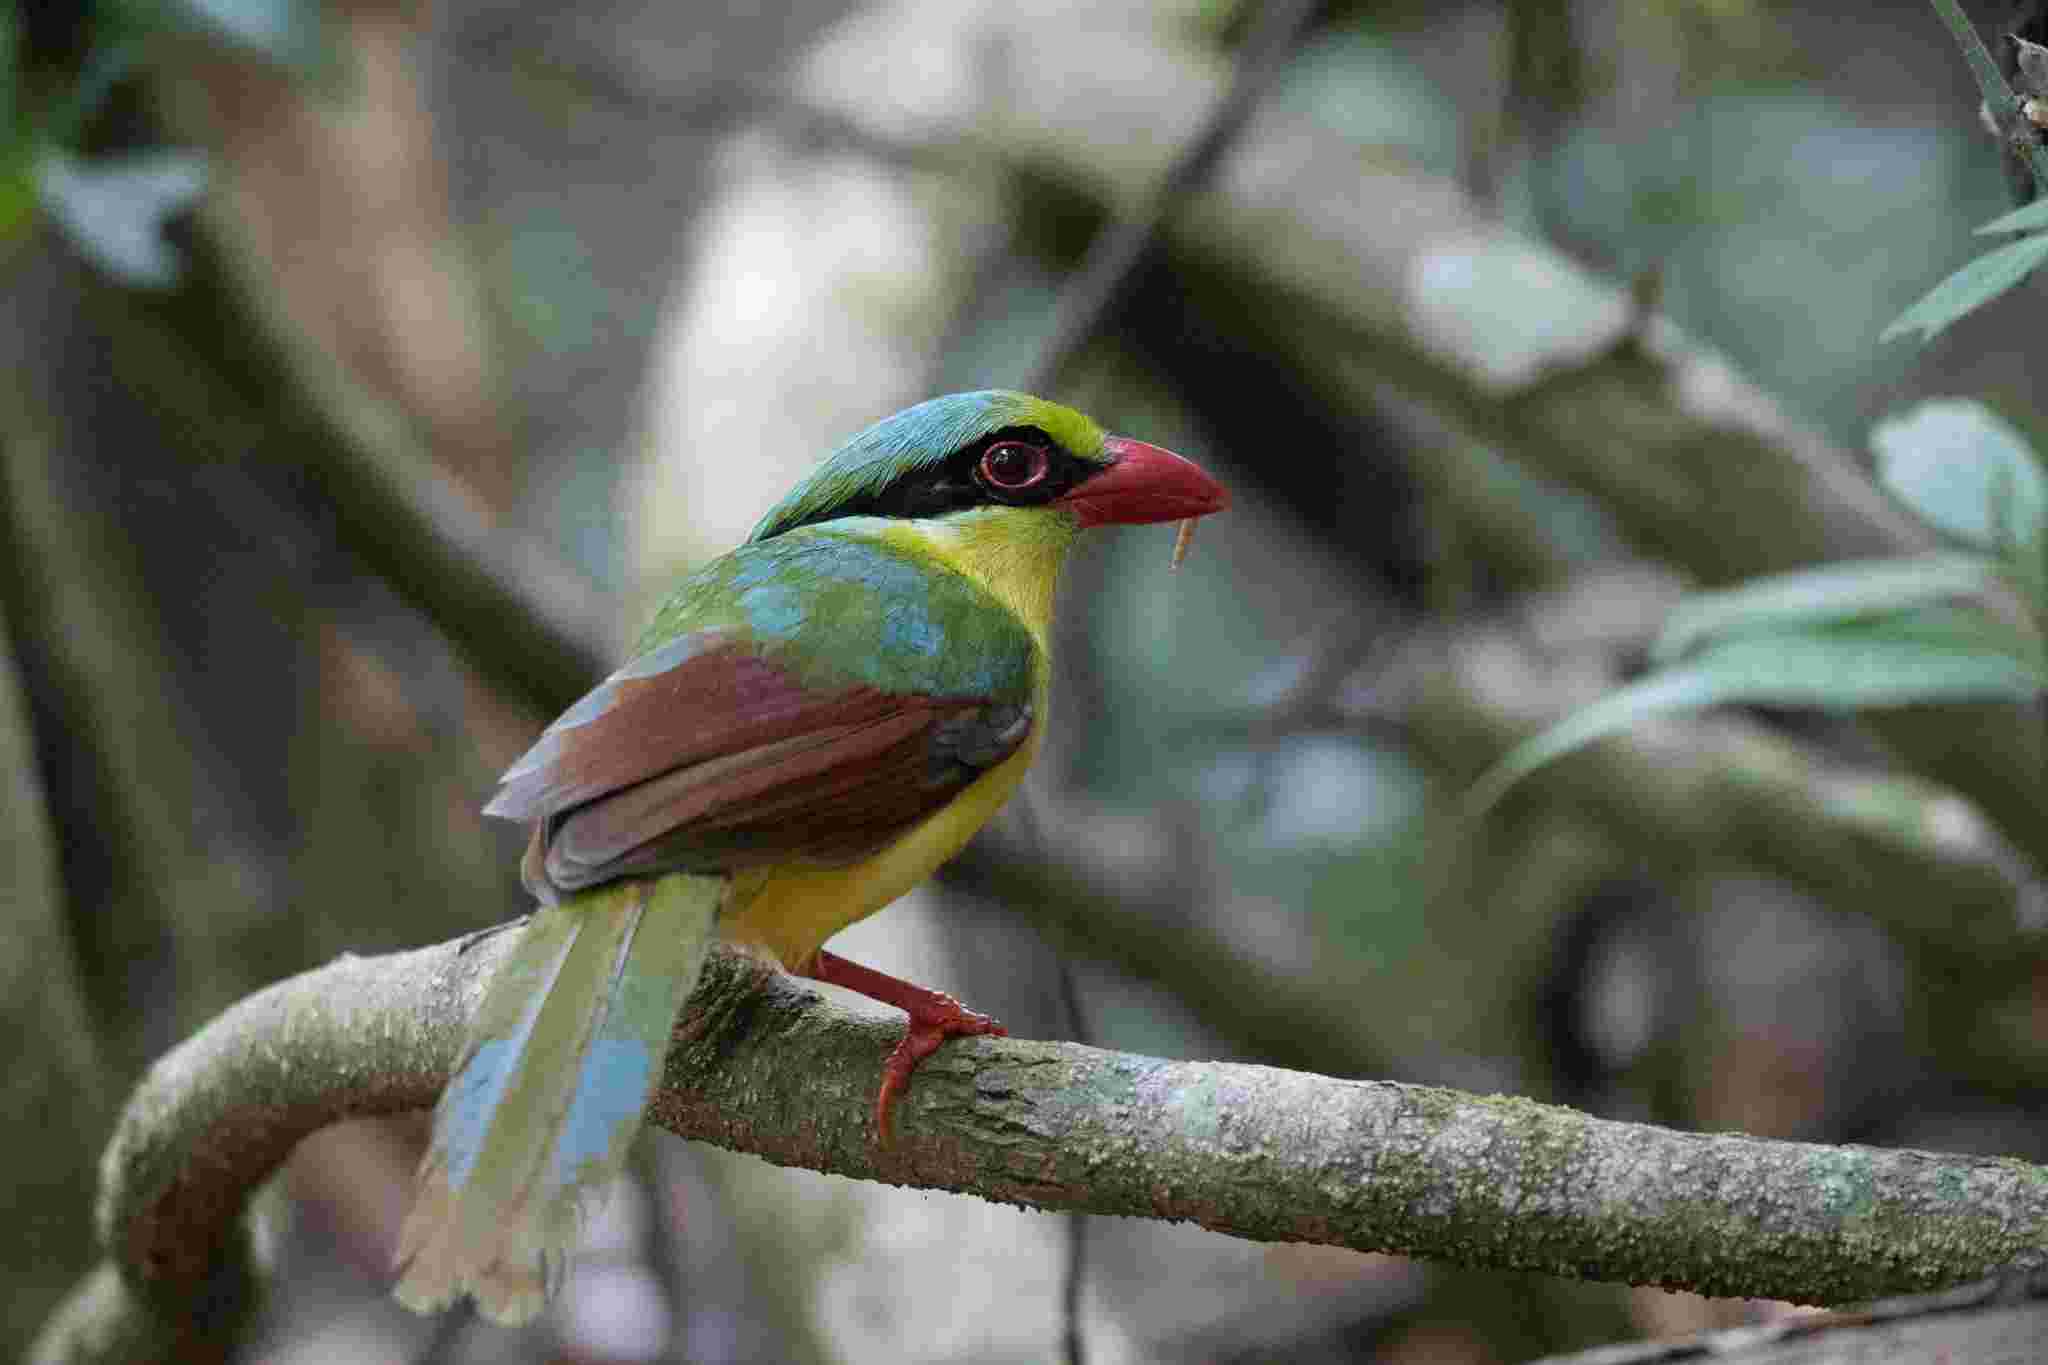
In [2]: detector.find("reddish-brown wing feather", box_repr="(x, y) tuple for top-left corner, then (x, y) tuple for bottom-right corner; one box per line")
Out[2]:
(491, 632), (1030, 899)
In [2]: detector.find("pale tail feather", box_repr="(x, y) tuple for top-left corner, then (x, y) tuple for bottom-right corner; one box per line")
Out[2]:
(394, 874), (721, 1324)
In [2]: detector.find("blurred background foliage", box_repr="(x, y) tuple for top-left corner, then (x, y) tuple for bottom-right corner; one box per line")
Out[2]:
(10, 0), (2048, 1361)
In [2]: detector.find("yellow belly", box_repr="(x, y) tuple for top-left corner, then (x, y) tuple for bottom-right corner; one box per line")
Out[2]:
(715, 717), (1043, 970)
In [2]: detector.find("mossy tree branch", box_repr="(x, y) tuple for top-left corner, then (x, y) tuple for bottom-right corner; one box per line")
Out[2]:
(35, 928), (2048, 1364)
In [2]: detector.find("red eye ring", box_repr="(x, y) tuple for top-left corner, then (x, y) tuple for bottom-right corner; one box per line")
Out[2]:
(978, 439), (1050, 493)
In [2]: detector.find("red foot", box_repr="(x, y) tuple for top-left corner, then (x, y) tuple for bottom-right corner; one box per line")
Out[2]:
(806, 950), (1007, 1143)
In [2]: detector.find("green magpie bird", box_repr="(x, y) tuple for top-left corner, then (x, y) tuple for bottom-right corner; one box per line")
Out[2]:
(394, 390), (1230, 1324)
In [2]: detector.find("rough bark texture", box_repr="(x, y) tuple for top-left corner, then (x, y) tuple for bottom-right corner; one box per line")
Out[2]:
(35, 930), (2048, 1363)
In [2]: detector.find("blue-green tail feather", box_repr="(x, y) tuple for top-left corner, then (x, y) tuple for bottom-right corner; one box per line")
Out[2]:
(395, 874), (720, 1324)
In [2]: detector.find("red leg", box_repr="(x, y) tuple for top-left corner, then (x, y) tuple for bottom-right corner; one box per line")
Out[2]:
(804, 950), (1007, 1143)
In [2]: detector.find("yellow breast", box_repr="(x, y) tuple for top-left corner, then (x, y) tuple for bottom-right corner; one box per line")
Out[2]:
(715, 720), (1043, 969)
(715, 505), (1077, 970)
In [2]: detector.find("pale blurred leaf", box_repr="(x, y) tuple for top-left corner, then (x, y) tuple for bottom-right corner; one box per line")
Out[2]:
(1871, 399), (2048, 550)
(1880, 232), (2048, 342)
(1651, 553), (2004, 665)
(35, 149), (207, 287)
(1469, 612), (2046, 815)
(1976, 197), (2048, 235)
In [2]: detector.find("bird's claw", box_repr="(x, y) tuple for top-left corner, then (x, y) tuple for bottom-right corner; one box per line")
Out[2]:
(874, 997), (1007, 1144)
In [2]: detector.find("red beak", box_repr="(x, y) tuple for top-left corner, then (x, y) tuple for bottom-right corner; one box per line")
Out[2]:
(1055, 436), (1230, 527)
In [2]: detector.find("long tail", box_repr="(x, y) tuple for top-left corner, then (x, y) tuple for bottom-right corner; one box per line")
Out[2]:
(394, 874), (720, 1325)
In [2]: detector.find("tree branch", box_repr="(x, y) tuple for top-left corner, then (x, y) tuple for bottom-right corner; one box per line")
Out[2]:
(1021, 0), (1325, 393)
(129, 233), (617, 721)
(37, 929), (2048, 1363)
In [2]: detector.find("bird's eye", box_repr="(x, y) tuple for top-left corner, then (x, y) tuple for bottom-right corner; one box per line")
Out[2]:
(977, 440), (1050, 495)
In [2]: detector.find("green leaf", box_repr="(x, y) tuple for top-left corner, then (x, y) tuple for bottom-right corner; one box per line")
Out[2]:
(35, 149), (208, 288)
(1880, 232), (2048, 343)
(1466, 613), (2046, 816)
(1929, 0), (2019, 114)
(0, 163), (38, 247)
(1651, 553), (2002, 665)
(1849, 603), (2047, 671)
(1871, 399), (2048, 550)
(1976, 198), (2048, 236)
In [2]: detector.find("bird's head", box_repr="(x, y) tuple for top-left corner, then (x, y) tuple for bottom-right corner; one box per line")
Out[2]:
(747, 391), (1228, 544)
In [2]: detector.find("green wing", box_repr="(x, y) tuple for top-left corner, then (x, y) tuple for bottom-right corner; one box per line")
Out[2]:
(488, 526), (1038, 896)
